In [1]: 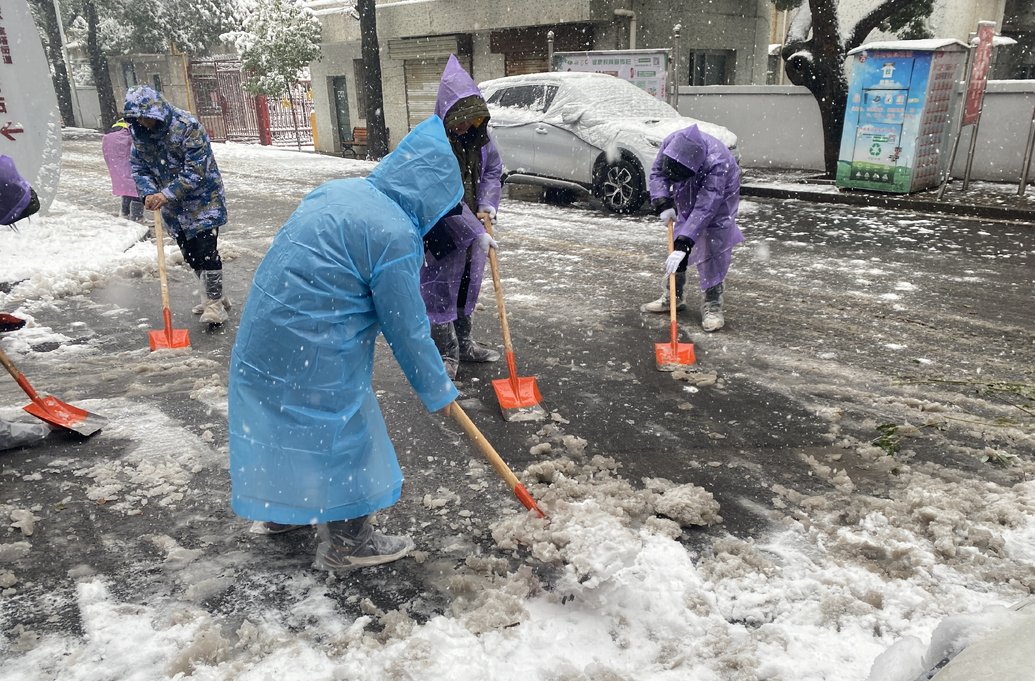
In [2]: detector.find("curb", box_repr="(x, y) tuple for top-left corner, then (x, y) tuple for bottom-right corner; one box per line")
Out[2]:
(740, 184), (1035, 223)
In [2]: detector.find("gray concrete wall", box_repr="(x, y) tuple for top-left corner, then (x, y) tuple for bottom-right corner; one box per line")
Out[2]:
(107, 54), (192, 116)
(678, 81), (1035, 182)
(678, 85), (825, 169)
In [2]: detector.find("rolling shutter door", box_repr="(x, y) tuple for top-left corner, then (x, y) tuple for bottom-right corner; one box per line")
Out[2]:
(403, 54), (471, 131)
(505, 54), (549, 76)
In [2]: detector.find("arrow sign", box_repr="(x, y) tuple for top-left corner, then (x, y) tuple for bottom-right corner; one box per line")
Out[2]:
(1, 123), (24, 141)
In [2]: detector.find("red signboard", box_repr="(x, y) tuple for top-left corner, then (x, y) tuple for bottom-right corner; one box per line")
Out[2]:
(963, 21), (996, 126)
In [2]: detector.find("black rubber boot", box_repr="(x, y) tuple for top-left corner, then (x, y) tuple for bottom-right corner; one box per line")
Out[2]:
(430, 322), (460, 379)
(455, 314), (500, 362)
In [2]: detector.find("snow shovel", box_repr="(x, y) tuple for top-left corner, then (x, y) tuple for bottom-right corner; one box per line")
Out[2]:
(477, 213), (546, 422)
(0, 346), (108, 436)
(149, 212), (190, 351)
(449, 401), (546, 519)
(656, 218), (695, 372)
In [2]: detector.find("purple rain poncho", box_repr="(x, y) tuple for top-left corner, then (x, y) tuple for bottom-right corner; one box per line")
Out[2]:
(101, 126), (139, 198)
(0, 155), (32, 226)
(649, 125), (744, 291)
(420, 54), (503, 325)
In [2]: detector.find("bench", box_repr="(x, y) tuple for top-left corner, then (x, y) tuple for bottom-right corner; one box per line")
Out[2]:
(341, 127), (367, 158)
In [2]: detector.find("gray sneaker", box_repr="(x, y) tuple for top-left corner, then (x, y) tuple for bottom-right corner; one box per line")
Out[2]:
(314, 531), (414, 570)
(701, 302), (724, 331)
(701, 282), (725, 331)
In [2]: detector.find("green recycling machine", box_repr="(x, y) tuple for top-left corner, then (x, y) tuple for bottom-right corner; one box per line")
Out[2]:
(836, 39), (968, 193)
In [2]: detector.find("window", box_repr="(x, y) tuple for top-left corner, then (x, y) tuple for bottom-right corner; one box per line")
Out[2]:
(688, 52), (729, 86)
(486, 84), (558, 112)
(152, 74), (163, 93)
(122, 61), (137, 88)
(353, 59), (367, 115)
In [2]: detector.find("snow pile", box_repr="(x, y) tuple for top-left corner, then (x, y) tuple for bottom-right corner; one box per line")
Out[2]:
(0, 199), (159, 311)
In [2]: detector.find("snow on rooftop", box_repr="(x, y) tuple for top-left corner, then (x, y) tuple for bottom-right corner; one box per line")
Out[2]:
(848, 39), (969, 55)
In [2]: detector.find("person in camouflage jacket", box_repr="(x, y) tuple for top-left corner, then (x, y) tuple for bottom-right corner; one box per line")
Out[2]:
(124, 86), (231, 324)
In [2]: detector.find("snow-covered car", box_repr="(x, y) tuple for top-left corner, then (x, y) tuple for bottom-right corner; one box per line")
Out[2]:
(479, 72), (739, 213)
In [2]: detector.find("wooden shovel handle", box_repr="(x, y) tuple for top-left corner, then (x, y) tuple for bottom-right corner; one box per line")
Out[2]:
(154, 211), (171, 311)
(477, 213), (514, 358)
(667, 218), (678, 326)
(450, 401), (520, 493)
(0, 345), (42, 403)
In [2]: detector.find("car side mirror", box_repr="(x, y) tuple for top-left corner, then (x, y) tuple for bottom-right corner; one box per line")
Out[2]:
(557, 105), (582, 125)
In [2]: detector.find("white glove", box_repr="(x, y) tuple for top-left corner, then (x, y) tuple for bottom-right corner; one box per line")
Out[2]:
(476, 232), (498, 254)
(478, 204), (497, 225)
(659, 208), (676, 226)
(665, 250), (685, 275)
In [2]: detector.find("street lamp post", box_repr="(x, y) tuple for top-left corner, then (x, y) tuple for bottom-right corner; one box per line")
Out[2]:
(51, 0), (83, 127)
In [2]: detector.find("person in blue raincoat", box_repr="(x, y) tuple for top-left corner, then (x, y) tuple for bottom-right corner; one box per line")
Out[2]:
(228, 116), (463, 571)
(421, 54), (504, 379)
(124, 86), (232, 325)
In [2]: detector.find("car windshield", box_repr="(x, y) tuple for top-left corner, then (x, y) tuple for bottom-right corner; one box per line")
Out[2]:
(558, 77), (680, 119)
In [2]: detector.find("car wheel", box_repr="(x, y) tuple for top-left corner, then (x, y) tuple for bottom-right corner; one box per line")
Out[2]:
(596, 157), (644, 213)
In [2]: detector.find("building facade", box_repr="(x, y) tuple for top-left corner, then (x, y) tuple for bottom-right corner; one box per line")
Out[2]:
(309, 0), (772, 154)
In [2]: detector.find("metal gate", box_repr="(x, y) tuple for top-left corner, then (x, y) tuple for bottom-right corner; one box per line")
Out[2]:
(189, 58), (313, 146)
(266, 81), (314, 146)
(189, 58), (260, 142)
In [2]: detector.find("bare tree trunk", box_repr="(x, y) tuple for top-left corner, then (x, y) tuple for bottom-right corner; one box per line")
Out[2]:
(84, 0), (117, 129)
(30, 0), (76, 126)
(357, 0), (388, 160)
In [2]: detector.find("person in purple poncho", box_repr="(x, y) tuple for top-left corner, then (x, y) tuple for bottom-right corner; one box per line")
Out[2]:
(421, 54), (503, 379)
(642, 125), (744, 332)
(102, 118), (144, 223)
(0, 155), (50, 449)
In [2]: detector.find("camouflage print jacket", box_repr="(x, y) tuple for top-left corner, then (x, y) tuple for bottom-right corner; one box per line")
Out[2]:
(124, 86), (226, 240)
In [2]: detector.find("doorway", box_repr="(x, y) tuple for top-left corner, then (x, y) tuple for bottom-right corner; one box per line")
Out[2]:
(332, 76), (351, 147)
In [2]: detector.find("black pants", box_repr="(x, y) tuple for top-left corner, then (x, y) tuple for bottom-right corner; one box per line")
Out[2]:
(175, 228), (222, 272)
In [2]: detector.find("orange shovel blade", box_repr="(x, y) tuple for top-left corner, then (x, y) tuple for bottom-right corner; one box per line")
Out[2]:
(492, 374), (543, 410)
(24, 396), (108, 436)
(149, 328), (191, 351)
(150, 309), (190, 350)
(655, 341), (695, 369)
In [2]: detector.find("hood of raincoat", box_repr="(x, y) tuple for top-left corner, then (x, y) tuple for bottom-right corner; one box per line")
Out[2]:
(365, 115), (464, 236)
(434, 54), (486, 122)
(124, 86), (172, 130)
(0, 155), (32, 226)
(661, 124), (708, 175)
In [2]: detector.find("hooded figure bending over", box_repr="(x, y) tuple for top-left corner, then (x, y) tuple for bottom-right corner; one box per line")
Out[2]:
(420, 54), (504, 379)
(643, 125), (744, 332)
(228, 116), (463, 571)
(124, 86), (231, 325)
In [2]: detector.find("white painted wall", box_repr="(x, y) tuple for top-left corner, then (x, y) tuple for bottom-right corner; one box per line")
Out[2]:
(677, 81), (1035, 182)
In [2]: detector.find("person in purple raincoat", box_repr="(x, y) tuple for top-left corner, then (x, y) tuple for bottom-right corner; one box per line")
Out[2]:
(102, 118), (144, 223)
(421, 54), (503, 379)
(642, 125), (744, 332)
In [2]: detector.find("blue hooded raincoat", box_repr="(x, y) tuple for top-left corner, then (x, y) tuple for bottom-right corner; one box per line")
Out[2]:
(648, 125), (744, 291)
(228, 116), (463, 525)
(124, 86), (227, 240)
(420, 54), (503, 325)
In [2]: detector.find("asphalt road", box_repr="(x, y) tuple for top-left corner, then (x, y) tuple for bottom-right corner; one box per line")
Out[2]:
(2, 133), (1033, 640)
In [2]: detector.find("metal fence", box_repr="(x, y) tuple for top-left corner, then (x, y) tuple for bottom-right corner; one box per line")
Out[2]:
(267, 81), (313, 147)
